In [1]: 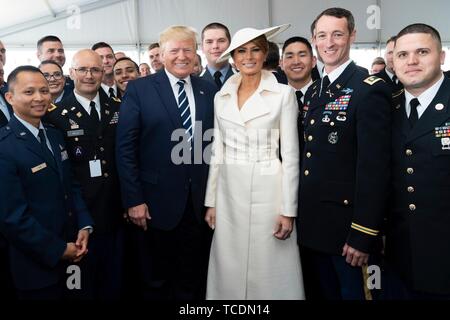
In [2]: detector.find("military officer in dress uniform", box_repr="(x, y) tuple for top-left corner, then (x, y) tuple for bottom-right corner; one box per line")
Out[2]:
(374, 36), (404, 108)
(384, 23), (450, 299)
(0, 66), (93, 299)
(44, 49), (123, 299)
(297, 7), (391, 300)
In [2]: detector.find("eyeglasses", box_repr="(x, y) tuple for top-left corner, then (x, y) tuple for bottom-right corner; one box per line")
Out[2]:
(43, 72), (63, 80)
(73, 67), (103, 76)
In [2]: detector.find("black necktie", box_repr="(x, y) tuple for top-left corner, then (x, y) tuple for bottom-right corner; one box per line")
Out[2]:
(108, 87), (116, 99)
(295, 90), (304, 111)
(90, 101), (100, 123)
(38, 129), (56, 167)
(409, 98), (420, 128)
(320, 75), (330, 97)
(213, 71), (223, 89)
(392, 75), (398, 84)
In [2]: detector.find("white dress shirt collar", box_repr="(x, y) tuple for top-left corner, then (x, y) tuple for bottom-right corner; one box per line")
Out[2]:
(73, 90), (101, 119)
(404, 73), (445, 118)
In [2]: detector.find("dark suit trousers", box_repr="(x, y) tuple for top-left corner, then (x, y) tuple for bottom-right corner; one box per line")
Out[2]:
(139, 192), (206, 300)
(308, 249), (366, 300)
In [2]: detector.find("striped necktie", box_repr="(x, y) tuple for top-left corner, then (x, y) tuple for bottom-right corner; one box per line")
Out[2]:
(177, 80), (193, 142)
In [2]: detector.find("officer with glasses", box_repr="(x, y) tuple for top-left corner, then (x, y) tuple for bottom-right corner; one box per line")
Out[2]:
(39, 60), (68, 103)
(44, 49), (123, 299)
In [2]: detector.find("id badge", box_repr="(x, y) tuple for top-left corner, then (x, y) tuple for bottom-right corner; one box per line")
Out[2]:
(89, 159), (102, 177)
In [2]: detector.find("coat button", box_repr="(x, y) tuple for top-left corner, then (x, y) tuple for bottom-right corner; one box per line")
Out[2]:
(406, 149), (413, 156)
(407, 168), (414, 174)
(304, 170), (310, 176)
(100, 147), (105, 152)
(306, 152), (312, 158)
(343, 200), (349, 205)
(103, 173), (109, 178)
(102, 160), (107, 165)
(307, 135), (313, 141)
(310, 119), (315, 125)
(407, 186), (415, 193)
(330, 122), (335, 126)
(409, 204), (416, 211)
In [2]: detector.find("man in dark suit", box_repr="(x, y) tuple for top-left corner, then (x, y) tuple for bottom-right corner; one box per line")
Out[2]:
(0, 61), (12, 127)
(116, 25), (216, 300)
(385, 23), (450, 299)
(375, 36), (404, 107)
(298, 7), (391, 300)
(0, 66), (93, 299)
(45, 49), (123, 299)
(200, 22), (236, 89)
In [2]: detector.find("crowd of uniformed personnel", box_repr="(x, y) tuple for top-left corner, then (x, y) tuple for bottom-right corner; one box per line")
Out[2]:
(0, 6), (450, 300)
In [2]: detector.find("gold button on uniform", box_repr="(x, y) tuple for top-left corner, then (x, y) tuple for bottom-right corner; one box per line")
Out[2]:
(304, 170), (310, 176)
(407, 168), (414, 174)
(310, 119), (315, 125)
(409, 204), (416, 211)
(308, 135), (313, 141)
(344, 200), (349, 205)
(406, 149), (413, 156)
(100, 147), (105, 152)
(306, 152), (312, 158)
(407, 186), (415, 193)
(330, 122), (335, 126)
(104, 173), (109, 178)
(102, 160), (107, 165)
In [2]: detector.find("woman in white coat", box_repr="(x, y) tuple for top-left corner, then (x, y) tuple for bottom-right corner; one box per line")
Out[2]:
(204, 24), (305, 300)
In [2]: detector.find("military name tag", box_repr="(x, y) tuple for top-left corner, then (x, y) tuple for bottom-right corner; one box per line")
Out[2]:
(31, 163), (47, 173)
(67, 129), (84, 137)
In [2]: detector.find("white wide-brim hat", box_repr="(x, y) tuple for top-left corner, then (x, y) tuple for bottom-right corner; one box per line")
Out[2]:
(216, 23), (290, 63)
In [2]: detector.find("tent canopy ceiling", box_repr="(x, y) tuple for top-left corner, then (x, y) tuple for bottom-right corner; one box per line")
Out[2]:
(1, 0), (450, 47)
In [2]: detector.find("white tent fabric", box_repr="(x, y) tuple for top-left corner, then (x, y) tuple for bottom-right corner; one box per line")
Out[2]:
(1, 0), (450, 47)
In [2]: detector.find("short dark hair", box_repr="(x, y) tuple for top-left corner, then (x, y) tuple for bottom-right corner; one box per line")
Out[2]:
(38, 59), (63, 72)
(263, 41), (280, 70)
(91, 42), (115, 54)
(371, 57), (386, 67)
(311, 7), (355, 36)
(201, 22), (231, 42)
(37, 35), (62, 51)
(395, 23), (442, 49)
(386, 35), (397, 45)
(282, 36), (313, 56)
(147, 42), (160, 51)
(7, 65), (45, 91)
(113, 57), (139, 71)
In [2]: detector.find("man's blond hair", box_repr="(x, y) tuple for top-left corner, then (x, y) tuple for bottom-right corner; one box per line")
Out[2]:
(159, 26), (198, 52)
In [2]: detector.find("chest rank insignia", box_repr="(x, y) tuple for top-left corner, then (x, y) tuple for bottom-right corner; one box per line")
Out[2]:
(112, 97), (122, 103)
(364, 76), (384, 85)
(325, 95), (351, 111)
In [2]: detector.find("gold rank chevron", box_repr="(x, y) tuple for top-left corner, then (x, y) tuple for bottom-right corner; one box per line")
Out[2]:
(351, 222), (379, 236)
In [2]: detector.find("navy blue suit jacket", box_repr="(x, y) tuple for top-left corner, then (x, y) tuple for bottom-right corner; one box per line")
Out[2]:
(0, 116), (93, 290)
(116, 71), (216, 230)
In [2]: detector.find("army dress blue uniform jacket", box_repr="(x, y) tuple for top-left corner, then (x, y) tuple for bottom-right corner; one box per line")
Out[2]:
(386, 76), (450, 295)
(298, 62), (391, 255)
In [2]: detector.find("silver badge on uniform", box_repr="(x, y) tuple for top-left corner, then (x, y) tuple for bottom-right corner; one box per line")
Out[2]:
(435, 103), (444, 111)
(328, 131), (338, 144)
(336, 111), (347, 122)
(322, 114), (331, 123)
(442, 137), (450, 150)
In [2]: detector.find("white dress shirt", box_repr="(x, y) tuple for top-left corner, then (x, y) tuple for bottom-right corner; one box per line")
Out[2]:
(74, 91), (101, 120)
(404, 74), (444, 118)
